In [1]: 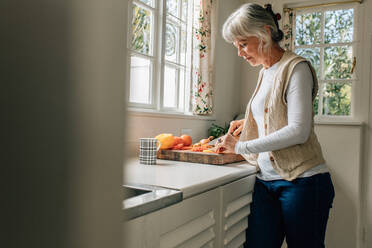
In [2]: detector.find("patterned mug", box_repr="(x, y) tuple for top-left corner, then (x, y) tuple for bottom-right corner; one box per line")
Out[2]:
(139, 138), (162, 165)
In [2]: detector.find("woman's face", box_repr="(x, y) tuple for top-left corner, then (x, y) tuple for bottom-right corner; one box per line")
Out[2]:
(233, 37), (265, 67)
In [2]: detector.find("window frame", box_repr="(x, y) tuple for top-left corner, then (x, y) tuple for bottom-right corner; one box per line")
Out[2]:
(127, 0), (158, 109)
(127, 0), (195, 115)
(292, 3), (361, 123)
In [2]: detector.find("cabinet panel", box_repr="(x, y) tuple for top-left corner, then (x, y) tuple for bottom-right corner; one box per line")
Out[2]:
(123, 174), (256, 248)
(219, 175), (256, 248)
(225, 231), (245, 248)
(221, 175), (255, 204)
(225, 194), (252, 218)
(170, 216), (215, 248)
(200, 240), (213, 248)
(158, 188), (220, 248)
(225, 205), (250, 231)
(124, 209), (160, 248)
(160, 211), (215, 248)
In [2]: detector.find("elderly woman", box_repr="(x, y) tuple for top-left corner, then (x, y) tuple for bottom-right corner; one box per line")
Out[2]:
(217, 3), (335, 248)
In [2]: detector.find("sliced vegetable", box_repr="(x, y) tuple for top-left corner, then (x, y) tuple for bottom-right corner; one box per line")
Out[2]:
(202, 149), (215, 153)
(171, 143), (184, 150)
(191, 146), (204, 152)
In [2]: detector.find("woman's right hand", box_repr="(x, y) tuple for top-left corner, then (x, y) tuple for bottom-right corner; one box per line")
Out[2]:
(228, 119), (245, 137)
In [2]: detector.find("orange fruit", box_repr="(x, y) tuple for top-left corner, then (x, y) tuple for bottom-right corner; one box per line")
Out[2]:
(173, 136), (184, 146)
(155, 133), (175, 149)
(181, 135), (192, 146)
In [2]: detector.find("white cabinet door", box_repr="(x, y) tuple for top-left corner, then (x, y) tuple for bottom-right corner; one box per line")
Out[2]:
(124, 209), (160, 248)
(123, 175), (256, 248)
(157, 188), (220, 248)
(218, 175), (255, 248)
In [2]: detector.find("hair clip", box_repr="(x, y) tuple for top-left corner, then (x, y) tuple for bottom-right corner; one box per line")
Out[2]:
(264, 4), (281, 21)
(264, 3), (272, 11)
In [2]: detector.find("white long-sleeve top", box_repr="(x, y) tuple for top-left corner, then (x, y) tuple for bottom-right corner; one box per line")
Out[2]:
(235, 61), (328, 181)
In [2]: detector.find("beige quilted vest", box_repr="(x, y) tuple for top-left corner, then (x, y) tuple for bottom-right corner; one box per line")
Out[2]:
(240, 50), (325, 181)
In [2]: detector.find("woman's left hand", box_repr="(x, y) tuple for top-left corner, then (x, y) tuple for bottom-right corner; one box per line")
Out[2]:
(216, 133), (239, 153)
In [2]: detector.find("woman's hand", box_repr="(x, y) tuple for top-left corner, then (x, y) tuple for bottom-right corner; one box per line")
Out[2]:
(215, 134), (239, 154)
(228, 119), (245, 137)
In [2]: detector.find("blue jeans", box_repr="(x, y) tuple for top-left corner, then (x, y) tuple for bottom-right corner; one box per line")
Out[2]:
(245, 173), (335, 248)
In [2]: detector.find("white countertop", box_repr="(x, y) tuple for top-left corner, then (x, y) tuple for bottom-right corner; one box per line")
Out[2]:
(125, 159), (257, 199)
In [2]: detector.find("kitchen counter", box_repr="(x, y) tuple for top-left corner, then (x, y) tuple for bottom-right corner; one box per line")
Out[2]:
(125, 158), (257, 199)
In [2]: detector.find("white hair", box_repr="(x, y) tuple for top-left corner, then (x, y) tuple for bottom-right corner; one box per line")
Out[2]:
(222, 3), (283, 53)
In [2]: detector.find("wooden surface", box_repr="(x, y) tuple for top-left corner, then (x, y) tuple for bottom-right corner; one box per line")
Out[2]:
(157, 149), (245, 165)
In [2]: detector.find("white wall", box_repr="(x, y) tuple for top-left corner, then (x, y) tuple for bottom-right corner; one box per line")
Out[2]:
(126, 0), (244, 154)
(213, 0), (244, 123)
(363, 9), (372, 248)
(315, 124), (363, 248)
(8, 1), (127, 247)
(239, 1), (372, 247)
(240, 61), (262, 113)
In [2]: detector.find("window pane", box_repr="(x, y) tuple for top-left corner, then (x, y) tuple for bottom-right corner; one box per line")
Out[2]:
(131, 4), (152, 55)
(295, 12), (321, 45)
(181, 0), (188, 21)
(322, 82), (351, 115)
(180, 25), (187, 66)
(313, 93), (319, 115)
(179, 68), (185, 110)
(129, 56), (151, 104)
(184, 69), (192, 112)
(166, 0), (179, 17)
(324, 46), (353, 79)
(138, 0), (154, 7)
(164, 66), (177, 107)
(295, 48), (321, 77)
(325, 9), (353, 44)
(165, 22), (179, 63)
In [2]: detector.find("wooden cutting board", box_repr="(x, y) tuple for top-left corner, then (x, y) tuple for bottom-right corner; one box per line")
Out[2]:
(157, 149), (245, 165)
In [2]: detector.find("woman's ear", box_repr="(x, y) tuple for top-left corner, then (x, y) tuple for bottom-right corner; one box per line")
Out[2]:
(264, 25), (272, 36)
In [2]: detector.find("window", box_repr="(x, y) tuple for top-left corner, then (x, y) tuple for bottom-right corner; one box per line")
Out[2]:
(293, 5), (358, 119)
(127, 0), (199, 114)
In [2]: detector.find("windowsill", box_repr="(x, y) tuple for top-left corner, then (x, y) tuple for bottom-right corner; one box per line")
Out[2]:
(314, 119), (364, 126)
(127, 108), (216, 121)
